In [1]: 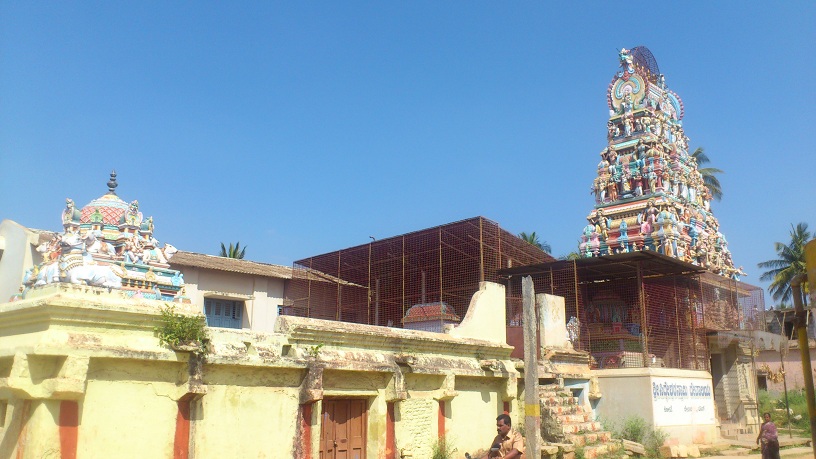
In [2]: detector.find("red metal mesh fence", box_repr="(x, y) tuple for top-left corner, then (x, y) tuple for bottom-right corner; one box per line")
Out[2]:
(509, 255), (765, 371)
(286, 217), (554, 331)
(286, 221), (765, 371)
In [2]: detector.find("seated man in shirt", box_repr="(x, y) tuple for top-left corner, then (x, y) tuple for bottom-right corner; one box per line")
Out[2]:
(486, 414), (525, 458)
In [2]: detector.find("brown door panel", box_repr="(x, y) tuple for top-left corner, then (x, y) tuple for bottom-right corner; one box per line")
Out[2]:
(320, 399), (367, 459)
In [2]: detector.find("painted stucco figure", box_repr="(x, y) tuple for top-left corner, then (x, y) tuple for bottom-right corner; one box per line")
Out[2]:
(21, 171), (184, 300)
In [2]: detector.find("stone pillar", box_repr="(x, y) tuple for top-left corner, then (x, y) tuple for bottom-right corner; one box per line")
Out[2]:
(523, 276), (541, 456)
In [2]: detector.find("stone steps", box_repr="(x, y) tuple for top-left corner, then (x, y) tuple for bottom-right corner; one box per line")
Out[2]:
(561, 421), (603, 435)
(539, 382), (619, 456)
(556, 412), (592, 424)
(547, 404), (582, 414)
(541, 394), (579, 405)
(583, 441), (622, 459)
(566, 431), (613, 446)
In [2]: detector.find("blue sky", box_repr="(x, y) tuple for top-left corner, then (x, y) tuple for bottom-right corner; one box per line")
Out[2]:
(1, 2), (815, 305)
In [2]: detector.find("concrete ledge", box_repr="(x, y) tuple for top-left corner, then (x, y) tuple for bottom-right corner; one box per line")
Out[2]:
(276, 315), (514, 359)
(593, 367), (712, 378)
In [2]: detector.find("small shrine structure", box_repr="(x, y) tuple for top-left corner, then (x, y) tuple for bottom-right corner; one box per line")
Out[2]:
(17, 171), (184, 301)
(402, 301), (461, 332)
(580, 46), (744, 280)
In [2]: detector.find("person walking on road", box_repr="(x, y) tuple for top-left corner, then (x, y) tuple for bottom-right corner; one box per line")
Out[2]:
(757, 412), (780, 459)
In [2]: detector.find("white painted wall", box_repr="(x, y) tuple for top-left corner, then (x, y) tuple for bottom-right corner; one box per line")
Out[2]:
(594, 367), (718, 445)
(0, 220), (43, 301)
(179, 265), (286, 332)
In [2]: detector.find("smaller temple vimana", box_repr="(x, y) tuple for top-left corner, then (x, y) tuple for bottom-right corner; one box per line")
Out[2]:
(18, 171), (185, 300)
(579, 46), (744, 280)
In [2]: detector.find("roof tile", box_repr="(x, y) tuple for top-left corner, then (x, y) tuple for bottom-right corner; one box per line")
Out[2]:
(169, 251), (292, 279)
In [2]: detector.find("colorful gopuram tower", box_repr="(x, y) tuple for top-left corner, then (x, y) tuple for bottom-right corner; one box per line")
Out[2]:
(579, 46), (744, 279)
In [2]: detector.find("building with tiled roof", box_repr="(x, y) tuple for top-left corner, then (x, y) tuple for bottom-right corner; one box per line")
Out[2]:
(167, 250), (291, 331)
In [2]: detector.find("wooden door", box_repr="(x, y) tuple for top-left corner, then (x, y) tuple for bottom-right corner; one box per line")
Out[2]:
(320, 399), (366, 459)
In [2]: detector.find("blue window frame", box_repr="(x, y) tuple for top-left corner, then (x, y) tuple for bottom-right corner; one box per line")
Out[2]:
(204, 298), (243, 329)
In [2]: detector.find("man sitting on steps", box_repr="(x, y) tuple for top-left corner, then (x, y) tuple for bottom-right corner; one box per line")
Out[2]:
(485, 414), (525, 458)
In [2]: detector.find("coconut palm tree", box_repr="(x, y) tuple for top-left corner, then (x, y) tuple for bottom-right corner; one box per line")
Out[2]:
(219, 242), (247, 259)
(758, 223), (811, 305)
(518, 231), (551, 254)
(691, 147), (724, 201)
(560, 252), (582, 260)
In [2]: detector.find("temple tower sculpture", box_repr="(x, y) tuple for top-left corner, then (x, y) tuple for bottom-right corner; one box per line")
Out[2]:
(17, 171), (185, 301)
(579, 46), (744, 279)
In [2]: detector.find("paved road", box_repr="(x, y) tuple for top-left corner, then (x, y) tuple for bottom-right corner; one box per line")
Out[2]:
(705, 446), (814, 459)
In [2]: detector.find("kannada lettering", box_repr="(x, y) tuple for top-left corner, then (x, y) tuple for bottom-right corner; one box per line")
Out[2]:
(652, 381), (711, 399)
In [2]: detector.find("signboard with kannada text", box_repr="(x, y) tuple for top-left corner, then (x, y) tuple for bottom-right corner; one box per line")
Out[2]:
(651, 377), (715, 426)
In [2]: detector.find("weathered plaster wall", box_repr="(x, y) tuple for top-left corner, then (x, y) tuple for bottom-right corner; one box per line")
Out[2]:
(6, 359), (308, 459)
(0, 283), (519, 458)
(0, 399), (62, 459)
(80, 359), (180, 458)
(193, 374), (302, 458)
(450, 376), (505, 454)
(396, 397), (437, 458)
(386, 369), (505, 458)
(397, 373), (447, 458)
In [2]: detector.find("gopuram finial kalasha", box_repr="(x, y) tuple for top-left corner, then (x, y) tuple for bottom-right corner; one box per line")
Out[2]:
(579, 46), (744, 280)
(16, 172), (185, 302)
(107, 169), (118, 195)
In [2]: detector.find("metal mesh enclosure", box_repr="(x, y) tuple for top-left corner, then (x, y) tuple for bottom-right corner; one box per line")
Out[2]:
(501, 252), (765, 371)
(286, 217), (555, 331)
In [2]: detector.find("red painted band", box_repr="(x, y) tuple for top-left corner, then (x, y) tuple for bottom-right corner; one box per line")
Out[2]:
(173, 399), (191, 459)
(438, 400), (445, 439)
(301, 403), (312, 459)
(59, 401), (79, 459)
(386, 402), (395, 459)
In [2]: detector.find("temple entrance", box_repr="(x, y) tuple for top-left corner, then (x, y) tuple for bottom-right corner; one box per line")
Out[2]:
(320, 399), (367, 459)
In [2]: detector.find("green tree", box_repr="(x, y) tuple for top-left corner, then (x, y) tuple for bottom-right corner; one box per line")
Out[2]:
(758, 223), (811, 305)
(560, 252), (582, 260)
(518, 231), (551, 254)
(219, 241), (247, 259)
(691, 147), (724, 201)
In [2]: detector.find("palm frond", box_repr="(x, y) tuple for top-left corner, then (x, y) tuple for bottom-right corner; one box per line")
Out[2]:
(757, 223), (811, 304)
(690, 147), (725, 201)
(518, 231), (551, 253)
(219, 241), (247, 259)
